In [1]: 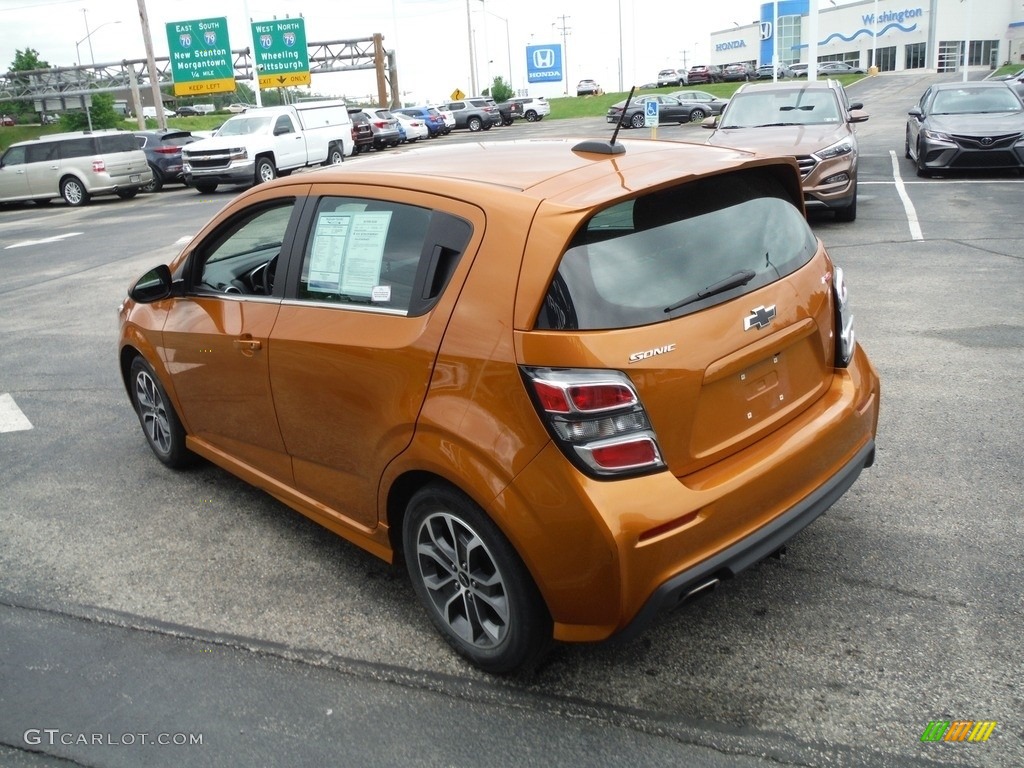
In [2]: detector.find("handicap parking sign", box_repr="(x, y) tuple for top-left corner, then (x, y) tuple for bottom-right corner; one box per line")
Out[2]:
(645, 99), (659, 126)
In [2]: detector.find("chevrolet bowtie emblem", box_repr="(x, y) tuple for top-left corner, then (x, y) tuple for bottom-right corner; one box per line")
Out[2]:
(743, 305), (776, 331)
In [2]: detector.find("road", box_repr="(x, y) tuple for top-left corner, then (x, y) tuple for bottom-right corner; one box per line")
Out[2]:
(1, 70), (1021, 767)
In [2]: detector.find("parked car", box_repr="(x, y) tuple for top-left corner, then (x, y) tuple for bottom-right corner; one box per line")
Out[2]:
(492, 98), (522, 126)
(183, 101), (354, 192)
(790, 63), (809, 77)
(40, 113), (59, 125)
(0, 114), (15, 126)
(657, 69), (687, 87)
(687, 64), (723, 84)
(224, 103), (253, 113)
(607, 94), (714, 128)
(348, 111), (375, 154)
(507, 96), (550, 122)
(434, 106), (456, 131)
(905, 81), (1024, 177)
(118, 135), (879, 674)
(133, 129), (196, 192)
(394, 111), (429, 142)
(665, 90), (730, 121)
(394, 106), (447, 137)
(439, 97), (501, 131)
(354, 107), (402, 149)
(0, 129), (151, 205)
(704, 81), (868, 221)
(818, 62), (867, 76)
(756, 63), (795, 79)
(174, 105), (202, 116)
(722, 63), (755, 82)
(576, 79), (601, 96)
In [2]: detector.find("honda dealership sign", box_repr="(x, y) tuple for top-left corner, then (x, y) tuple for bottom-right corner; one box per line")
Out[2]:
(526, 44), (562, 83)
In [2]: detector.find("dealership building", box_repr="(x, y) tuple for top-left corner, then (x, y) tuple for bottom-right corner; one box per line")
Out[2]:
(709, 1), (1024, 73)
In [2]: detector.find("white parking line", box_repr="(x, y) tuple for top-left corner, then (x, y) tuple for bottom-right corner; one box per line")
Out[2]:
(888, 150), (923, 242)
(4, 232), (83, 250)
(0, 393), (33, 432)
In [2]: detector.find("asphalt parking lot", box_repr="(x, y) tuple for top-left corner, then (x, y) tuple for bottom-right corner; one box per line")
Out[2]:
(1, 70), (1022, 767)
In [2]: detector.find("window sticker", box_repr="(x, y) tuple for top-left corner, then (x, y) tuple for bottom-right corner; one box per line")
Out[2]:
(307, 210), (392, 296)
(371, 285), (392, 302)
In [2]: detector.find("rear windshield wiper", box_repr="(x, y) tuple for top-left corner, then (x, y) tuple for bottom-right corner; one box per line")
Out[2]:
(664, 269), (757, 313)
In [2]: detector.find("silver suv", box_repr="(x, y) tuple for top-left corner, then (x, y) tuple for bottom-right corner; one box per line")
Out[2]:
(0, 130), (151, 206)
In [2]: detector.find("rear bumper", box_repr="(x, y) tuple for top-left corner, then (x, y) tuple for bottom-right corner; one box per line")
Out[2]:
(615, 437), (875, 643)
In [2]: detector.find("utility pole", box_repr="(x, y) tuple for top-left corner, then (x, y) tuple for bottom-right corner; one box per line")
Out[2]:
(553, 14), (571, 95)
(680, 49), (689, 70)
(136, 0), (166, 130)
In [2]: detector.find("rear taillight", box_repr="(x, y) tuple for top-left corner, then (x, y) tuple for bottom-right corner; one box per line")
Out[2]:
(153, 146), (178, 155)
(92, 159), (106, 172)
(833, 266), (855, 367)
(522, 367), (666, 478)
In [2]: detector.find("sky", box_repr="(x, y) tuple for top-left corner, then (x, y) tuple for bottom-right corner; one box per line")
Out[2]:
(1, 0), (807, 103)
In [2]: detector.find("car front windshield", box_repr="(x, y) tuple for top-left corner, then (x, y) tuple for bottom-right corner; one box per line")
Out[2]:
(722, 90), (841, 128)
(217, 116), (273, 136)
(931, 88), (1023, 114)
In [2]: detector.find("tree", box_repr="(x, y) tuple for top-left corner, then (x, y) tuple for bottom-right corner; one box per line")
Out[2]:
(11, 48), (49, 72)
(8, 48), (51, 121)
(489, 76), (514, 103)
(59, 93), (121, 131)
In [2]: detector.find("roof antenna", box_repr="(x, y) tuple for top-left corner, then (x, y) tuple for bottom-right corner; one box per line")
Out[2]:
(609, 85), (636, 148)
(572, 85), (634, 156)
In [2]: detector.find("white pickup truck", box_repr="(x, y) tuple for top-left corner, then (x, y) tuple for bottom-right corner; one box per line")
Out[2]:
(182, 100), (354, 193)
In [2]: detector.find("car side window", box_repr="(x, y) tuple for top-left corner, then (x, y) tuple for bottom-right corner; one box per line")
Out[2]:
(3, 146), (27, 166)
(274, 115), (295, 134)
(62, 138), (96, 158)
(296, 196), (472, 316)
(26, 143), (59, 163)
(192, 200), (296, 295)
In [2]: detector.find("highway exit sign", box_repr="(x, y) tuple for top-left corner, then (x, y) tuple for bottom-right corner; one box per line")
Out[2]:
(252, 18), (311, 89)
(165, 17), (236, 96)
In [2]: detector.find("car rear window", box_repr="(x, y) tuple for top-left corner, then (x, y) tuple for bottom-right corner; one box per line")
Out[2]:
(536, 169), (816, 331)
(97, 134), (140, 153)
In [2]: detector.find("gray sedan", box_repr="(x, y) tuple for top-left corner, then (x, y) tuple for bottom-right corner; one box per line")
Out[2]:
(905, 81), (1024, 177)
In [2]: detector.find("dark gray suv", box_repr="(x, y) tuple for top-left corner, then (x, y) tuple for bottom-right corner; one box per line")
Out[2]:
(440, 98), (501, 131)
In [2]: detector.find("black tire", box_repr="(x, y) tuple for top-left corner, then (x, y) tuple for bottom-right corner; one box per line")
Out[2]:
(904, 129), (912, 160)
(254, 156), (277, 185)
(141, 165), (163, 193)
(525, 110), (539, 122)
(116, 188), (139, 200)
(60, 177), (89, 206)
(403, 483), (552, 674)
(688, 108), (706, 123)
(834, 190), (857, 222)
(467, 116), (483, 132)
(481, 123), (493, 131)
(129, 356), (194, 469)
(629, 112), (645, 129)
(194, 181), (218, 194)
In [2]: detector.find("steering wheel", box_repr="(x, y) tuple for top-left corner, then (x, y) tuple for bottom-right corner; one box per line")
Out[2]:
(262, 255), (279, 295)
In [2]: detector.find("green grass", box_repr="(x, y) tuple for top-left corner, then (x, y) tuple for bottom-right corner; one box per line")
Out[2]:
(992, 64), (1024, 78)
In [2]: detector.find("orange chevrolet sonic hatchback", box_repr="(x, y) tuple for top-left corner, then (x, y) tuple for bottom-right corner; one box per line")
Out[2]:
(119, 137), (880, 673)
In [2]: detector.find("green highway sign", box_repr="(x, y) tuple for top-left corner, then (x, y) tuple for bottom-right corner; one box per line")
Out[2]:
(252, 18), (311, 89)
(165, 17), (236, 96)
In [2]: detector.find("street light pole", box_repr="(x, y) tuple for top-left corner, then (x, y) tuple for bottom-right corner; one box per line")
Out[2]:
(75, 20), (123, 66)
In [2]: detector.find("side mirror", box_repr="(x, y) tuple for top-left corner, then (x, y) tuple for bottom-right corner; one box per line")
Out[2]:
(908, 106), (924, 120)
(701, 115), (718, 129)
(129, 265), (173, 303)
(848, 109), (870, 123)
(849, 102), (864, 111)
